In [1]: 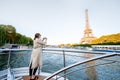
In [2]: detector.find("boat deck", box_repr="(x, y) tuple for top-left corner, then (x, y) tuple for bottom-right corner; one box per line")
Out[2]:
(0, 67), (56, 80)
(23, 75), (55, 80)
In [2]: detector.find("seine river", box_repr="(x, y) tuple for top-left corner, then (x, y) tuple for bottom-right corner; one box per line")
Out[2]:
(0, 48), (120, 80)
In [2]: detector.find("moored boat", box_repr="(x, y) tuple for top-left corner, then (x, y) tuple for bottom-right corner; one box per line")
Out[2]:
(0, 48), (32, 53)
(92, 45), (120, 53)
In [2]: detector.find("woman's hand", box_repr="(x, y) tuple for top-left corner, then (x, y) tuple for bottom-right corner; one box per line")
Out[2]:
(42, 37), (47, 41)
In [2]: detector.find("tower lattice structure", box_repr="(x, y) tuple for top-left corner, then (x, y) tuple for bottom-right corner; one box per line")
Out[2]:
(80, 9), (96, 44)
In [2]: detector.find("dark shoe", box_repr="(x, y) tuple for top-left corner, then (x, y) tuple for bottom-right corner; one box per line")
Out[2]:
(30, 76), (38, 80)
(34, 76), (38, 80)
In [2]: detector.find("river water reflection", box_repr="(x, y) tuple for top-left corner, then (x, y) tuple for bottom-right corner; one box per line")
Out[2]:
(0, 48), (120, 80)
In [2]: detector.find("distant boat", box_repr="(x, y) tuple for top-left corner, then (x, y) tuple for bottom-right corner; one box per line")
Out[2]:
(92, 45), (120, 53)
(0, 48), (32, 53)
(0, 44), (32, 53)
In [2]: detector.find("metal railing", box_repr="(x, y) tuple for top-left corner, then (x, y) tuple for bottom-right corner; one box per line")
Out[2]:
(44, 53), (120, 80)
(42, 48), (106, 73)
(0, 48), (120, 80)
(43, 49), (120, 80)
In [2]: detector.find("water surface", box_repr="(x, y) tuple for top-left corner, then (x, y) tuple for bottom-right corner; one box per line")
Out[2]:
(0, 48), (120, 80)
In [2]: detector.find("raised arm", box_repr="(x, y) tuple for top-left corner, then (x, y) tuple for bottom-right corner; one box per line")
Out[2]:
(37, 38), (47, 45)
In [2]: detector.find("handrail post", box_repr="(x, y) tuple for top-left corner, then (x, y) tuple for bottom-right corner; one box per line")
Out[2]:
(63, 50), (66, 80)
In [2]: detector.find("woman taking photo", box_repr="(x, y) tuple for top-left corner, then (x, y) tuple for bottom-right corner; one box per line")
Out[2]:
(29, 33), (47, 80)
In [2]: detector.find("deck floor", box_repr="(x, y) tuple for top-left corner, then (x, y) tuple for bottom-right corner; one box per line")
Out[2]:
(23, 75), (55, 80)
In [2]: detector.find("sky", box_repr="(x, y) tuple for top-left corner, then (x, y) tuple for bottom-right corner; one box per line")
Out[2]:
(0, 0), (120, 45)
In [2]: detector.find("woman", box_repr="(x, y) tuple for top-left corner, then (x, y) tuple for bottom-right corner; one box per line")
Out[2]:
(29, 33), (47, 80)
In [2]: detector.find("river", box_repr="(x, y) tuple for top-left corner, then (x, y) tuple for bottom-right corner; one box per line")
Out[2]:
(0, 48), (120, 80)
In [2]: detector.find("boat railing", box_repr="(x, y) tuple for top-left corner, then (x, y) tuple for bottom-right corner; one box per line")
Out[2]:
(0, 47), (120, 80)
(44, 53), (120, 80)
(42, 48), (107, 73)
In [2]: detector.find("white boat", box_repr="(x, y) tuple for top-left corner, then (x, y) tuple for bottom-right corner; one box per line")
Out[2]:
(0, 44), (32, 53)
(92, 45), (120, 53)
(0, 48), (32, 53)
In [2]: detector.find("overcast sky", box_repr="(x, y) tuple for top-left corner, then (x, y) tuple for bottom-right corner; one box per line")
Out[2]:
(0, 0), (120, 45)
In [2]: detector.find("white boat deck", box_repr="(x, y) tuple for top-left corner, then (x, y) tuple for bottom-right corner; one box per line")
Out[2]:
(0, 67), (56, 80)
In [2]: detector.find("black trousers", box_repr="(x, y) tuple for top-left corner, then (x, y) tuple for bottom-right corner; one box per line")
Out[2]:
(29, 63), (38, 76)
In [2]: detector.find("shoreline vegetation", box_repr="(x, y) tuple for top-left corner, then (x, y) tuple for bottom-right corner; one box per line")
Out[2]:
(58, 33), (120, 47)
(0, 24), (120, 48)
(0, 24), (33, 47)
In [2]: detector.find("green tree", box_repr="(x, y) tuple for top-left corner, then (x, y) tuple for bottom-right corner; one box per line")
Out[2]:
(2, 25), (16, 43)
(91, 33), (120, 45)
(0, 24), (33, 47)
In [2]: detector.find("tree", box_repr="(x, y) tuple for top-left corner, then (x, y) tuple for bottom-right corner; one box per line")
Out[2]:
(91, 33), (120, 45)
(0, 24), (33, 47)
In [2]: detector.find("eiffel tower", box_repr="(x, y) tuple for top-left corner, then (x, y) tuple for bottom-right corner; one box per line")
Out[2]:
(80, 9), (96, 44)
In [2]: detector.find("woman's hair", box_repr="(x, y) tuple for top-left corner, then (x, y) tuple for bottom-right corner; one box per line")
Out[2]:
(34, 33), (41, 40)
